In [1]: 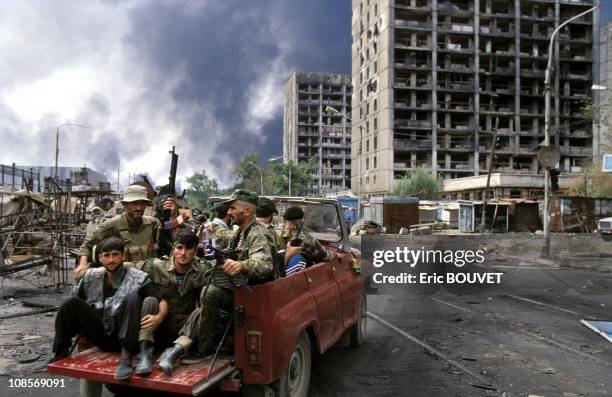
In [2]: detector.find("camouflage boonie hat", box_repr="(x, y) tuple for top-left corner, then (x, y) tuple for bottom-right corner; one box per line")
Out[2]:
(121, 185), (152, 204)
(224, 189), (259, 206)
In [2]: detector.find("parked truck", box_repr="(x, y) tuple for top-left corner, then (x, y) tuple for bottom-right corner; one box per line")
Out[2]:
(48, 197), (367, 396)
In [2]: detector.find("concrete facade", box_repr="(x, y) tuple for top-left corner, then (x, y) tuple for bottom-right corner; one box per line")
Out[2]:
(352, 0), (599, 197)
(597, 21), (612, 156)
(283, 71), (352, 196)
(443, 172), (573, 200)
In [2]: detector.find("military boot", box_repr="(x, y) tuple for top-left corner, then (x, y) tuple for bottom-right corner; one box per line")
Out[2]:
(114, 348), (133, 381)
(157, 344), (184, 375)
(134, 341), (154, 377)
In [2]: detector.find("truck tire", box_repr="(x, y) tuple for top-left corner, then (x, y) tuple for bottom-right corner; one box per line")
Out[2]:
(349, 292), (367, 347)
(271, 332), (311, 397)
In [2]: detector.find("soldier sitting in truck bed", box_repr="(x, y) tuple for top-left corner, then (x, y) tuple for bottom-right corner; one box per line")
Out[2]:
(136, 229), (212, 350)
(157, 190), (275, 375)
(280, 206), (341, 275)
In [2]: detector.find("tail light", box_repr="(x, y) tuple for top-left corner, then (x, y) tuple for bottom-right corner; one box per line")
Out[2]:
(246, 330), (262, 365)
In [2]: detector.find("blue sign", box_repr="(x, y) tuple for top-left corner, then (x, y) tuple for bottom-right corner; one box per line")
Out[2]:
(603, 155), (612, 173)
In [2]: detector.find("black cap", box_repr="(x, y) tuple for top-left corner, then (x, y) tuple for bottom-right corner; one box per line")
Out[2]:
(173, 228), (199, 249)
(214, 202), (230, 218)
(256, 197), (278, 217)
(283, 206), (304, 221)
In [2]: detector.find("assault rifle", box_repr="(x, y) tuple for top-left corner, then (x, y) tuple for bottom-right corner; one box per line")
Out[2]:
(206, 245), (248, 288)
(156, 146), (180, 257)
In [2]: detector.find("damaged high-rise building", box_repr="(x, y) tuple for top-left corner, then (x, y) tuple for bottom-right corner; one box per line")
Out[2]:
(283, 72), (352, 196)
(352, 0), (600, 197)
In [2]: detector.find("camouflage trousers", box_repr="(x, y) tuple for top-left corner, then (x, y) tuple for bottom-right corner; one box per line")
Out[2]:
(175, 285), (233, 355)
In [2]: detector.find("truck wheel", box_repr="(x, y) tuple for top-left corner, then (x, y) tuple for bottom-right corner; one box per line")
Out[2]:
(272, 332), (311, 397)
(349, 293), (367, 347)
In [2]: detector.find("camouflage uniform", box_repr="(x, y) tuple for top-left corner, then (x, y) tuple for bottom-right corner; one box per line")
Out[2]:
(79, 213), (160, 263)
(206, 222), (233, 251)
(280, 227), (330, 264)
(137, 256), (212, 346)
(176, 220), (274, 354)
(259, 221), (284, 252)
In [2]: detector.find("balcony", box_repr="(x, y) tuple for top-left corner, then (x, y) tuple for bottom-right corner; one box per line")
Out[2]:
(480, 27), (515, 37)
(395, 79), (432, 90)
(520, 69), (545, 78)
(437, 82), (475, 91)
(395, 119), (433, 129)
(395, 20), (432, 30)
(395, 102), (433, 111)
(438, 23), (474, 34)
(394, 139), (433, 150)
(395, 61), (432, 70)
(394, 160), (432, 170)
(560, 146), (593, 156)
(439, 142), (475, 152)
(395, 38), (431, 50)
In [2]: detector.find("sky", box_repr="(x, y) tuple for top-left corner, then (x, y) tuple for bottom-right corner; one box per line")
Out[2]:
(0, 0), (352, 189)
(0, 1), (609, 190)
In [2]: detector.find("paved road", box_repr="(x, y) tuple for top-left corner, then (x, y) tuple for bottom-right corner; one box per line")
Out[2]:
(309, 237), (612, 396)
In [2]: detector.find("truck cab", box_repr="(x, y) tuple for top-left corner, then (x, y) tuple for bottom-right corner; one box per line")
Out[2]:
(48, 197), (367, 396)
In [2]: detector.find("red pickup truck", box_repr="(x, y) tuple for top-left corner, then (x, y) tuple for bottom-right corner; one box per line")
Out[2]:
(48, 197), (367, 396)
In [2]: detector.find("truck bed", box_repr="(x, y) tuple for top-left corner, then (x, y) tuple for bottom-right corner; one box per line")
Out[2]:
(47, 347), (236, 395)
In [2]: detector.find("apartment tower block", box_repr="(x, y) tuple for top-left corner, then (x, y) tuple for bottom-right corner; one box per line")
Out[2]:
(283, 72), (352, 196)
(352, 0), (599, 197)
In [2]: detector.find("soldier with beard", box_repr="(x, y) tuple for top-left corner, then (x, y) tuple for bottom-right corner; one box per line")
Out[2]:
(75, 185), (176, 280)
(51, 237), (164, 380)
(157, 190), (274, 375)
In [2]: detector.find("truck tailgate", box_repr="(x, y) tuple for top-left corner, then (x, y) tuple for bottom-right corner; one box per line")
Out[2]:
(47, 347), (236, 395)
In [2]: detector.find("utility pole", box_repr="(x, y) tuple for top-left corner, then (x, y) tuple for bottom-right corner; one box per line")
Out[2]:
(481, 116), (499, 229)
(117, 159), (120, 192)
(54, 123), (92, 183)
(288, 165), (292, 196)
(542, 5), (598, 258)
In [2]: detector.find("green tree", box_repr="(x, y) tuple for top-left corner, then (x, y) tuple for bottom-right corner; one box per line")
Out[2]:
(569, 157), (612, 198)
(184, 170), (220, 209)
(266, 158), (317, 196)
(392, 170), (442, 199)
(233, 152), (263, 193)
(570, 99), (612, 197)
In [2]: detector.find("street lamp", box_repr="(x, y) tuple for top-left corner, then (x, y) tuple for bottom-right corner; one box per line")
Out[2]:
(324, 105), (352, 122)
(325, 105), (354, 197)
(55, 123), (92, 183)
(592, 84), (608, 157)
(247, 160), (264, 195)
(542, 5), (598, 258)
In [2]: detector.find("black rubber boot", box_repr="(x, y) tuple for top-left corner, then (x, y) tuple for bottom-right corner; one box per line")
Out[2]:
(114, 348), (133, 381)
(157, 344), (184, 375)
(134, 341), (154, 377)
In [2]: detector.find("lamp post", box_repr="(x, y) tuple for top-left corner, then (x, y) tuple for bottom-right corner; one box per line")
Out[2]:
(247, 160), (264, 195)
(54, 123), (92, 183)
(542, 5), (598, 258)
(324, 105), (353, 198)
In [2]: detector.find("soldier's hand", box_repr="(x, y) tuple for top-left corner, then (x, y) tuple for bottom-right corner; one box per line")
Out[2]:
(74, 262), (89, 280)
(223, 259), (245, 276)
(285, 245), (302, 263)
(140, 314), (162, 331)
(162, 197), (177, 213)
(123, 261), (134, 268)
